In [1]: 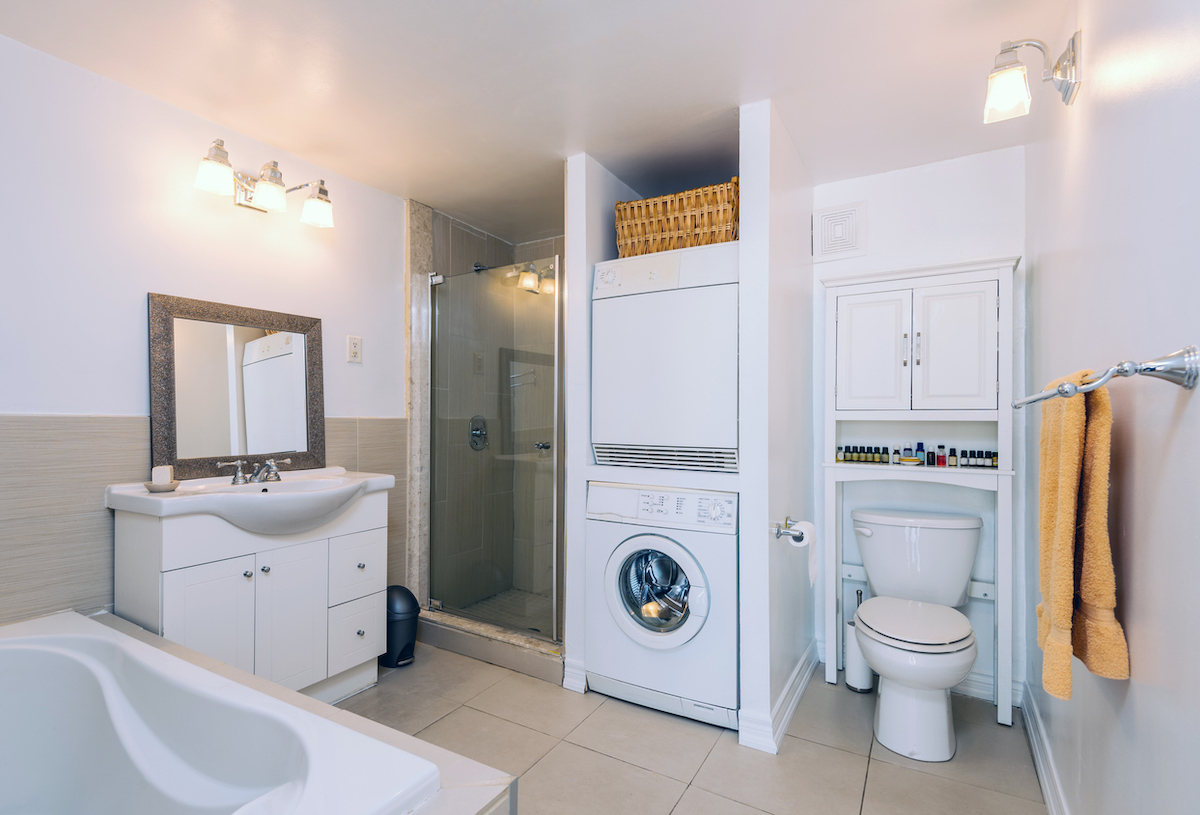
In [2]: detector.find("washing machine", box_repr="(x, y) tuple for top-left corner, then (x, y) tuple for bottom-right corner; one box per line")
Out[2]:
(584, 481), (738, 728)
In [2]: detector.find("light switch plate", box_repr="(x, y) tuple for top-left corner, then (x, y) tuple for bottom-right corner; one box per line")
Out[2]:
(347, 336), (363, 364)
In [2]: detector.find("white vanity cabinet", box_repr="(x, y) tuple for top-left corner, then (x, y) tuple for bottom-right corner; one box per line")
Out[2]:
(835, 279), (999, 412)
(113, 485), (391, 703)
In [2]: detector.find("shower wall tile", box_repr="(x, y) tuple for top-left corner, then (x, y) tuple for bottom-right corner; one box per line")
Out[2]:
(512, 538), (533, 592)
(0, 511), (115, 624)
(432, 211), (452, 279)
(449, 223), (487, 277)
(533, 542), (553, 596)
(486, 234), (515, 270)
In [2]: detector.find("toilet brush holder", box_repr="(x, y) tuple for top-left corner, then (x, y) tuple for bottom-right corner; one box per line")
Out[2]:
(845, 620), (874, 693)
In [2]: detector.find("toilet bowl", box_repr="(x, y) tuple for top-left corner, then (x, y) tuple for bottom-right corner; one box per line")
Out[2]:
(851, 509), (982, 762)
(855, 597), (977, 761)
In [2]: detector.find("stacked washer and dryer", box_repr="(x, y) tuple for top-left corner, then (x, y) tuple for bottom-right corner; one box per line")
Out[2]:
(585, 242), (741, 728)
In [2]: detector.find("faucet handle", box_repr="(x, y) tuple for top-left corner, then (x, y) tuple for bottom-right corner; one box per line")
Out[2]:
(217, 460), (248, 485)
(263, 458), (291, 482)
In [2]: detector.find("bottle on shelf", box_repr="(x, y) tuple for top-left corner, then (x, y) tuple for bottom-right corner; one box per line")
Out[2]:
(915, 442), (925, 465)
(948, 447), (958, 467)
(892, 446), (900, 465)
(873, 447), (882, 464)
(903, 443), (914, 459)
(836, 446), (845, 462)
(926, 446), (936, 467)
(937, 445), (947, 467)
(992, 451), (999, 468)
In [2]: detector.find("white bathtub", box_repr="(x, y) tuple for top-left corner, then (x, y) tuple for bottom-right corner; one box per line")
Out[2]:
(0, 612), (440, 814)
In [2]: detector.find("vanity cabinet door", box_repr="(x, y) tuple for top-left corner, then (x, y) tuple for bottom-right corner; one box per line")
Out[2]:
(912, 280), (999, 410)
(162, 554), (256, 673)
(254, 539), (329, 691)
(835, 289), (913, 410)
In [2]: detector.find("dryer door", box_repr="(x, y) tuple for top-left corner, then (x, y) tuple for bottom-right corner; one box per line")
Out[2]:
(604, 533), (709, 650)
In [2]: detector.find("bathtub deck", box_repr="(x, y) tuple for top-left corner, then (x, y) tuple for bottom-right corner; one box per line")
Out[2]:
(90, 612), (515, 815)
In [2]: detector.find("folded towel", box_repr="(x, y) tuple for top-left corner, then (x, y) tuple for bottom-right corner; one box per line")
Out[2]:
(1036, 371), (1130, 700)
(1072, 383), (1130, 682)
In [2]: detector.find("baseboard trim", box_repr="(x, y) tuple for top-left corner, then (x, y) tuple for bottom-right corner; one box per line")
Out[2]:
(1022, 682), (1070, 815)
(954, 671), (1027, 710)
(737, 640), (818, 755)
(563, 657), (587, 693)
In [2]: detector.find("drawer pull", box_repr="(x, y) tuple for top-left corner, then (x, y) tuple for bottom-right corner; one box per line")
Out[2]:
(261, 566), (270, 574)
(357, 562), (366, 570)
(356, 629), (366, 637)
(243, 570), (253, 579)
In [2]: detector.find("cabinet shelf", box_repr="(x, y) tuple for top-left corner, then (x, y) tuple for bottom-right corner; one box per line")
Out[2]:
(824, 461), (1011, 490)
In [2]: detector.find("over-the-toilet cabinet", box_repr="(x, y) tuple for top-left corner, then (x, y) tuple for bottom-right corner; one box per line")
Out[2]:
(822, 258), (1019, 727)
(835, 280), (999, 411)
(115, 494), (388, 695)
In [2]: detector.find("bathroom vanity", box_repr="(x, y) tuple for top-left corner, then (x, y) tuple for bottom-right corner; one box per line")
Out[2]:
(108, 468), (394, 704)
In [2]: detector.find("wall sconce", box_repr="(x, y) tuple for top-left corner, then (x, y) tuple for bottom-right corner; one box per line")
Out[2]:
(194, 139), (335, 227)
(984, 31), (1082, 123)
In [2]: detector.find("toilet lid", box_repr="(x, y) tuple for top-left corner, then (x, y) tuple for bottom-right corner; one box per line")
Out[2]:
(855, 597), (973, 646)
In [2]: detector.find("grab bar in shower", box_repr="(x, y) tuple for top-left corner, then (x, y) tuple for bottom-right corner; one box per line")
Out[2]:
(1012, 345), (1198, 409)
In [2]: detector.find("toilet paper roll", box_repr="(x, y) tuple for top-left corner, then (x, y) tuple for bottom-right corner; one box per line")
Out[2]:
(785, 521), (817, 548)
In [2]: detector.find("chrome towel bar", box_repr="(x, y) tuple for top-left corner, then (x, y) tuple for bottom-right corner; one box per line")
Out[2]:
(1012, 345), (1198, 409)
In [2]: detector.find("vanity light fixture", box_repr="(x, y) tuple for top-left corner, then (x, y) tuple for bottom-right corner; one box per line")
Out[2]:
(984, 31), (1082, 124)
(193, 139), (335, 227)
(518, 269), (541, 292)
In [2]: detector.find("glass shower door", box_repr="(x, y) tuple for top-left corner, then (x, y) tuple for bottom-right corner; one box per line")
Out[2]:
(429, 257), (559, 640)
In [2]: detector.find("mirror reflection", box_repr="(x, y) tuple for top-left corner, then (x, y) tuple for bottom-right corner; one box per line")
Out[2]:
(173, 318), (308, 459)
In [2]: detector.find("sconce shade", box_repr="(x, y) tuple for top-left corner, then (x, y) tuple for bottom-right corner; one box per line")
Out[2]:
(194, 139), (234, 196)
(518, 270), (540, 291)
(540, 278), (556, 295)
(195, 158), (235, 195)
(300, 196), (334, 228)
(984, 63), (1031, 123)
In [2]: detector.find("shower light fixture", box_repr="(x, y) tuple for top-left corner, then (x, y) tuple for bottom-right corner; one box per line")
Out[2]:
(984, 31), (1082, 124)
(518, 270), (541, 292)
(193, 139), (335, 227)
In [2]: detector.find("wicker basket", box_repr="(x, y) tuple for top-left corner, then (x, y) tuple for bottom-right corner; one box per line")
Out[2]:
(614, 177), (739, 258)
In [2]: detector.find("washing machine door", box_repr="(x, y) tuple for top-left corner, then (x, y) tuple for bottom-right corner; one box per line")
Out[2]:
(604, 533), (709, 650)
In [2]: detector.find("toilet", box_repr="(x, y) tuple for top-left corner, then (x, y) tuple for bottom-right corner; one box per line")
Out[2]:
(851, 509), (982, 762)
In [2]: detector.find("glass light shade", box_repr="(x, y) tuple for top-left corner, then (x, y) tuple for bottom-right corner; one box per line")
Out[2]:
(252, 179), (287, 212)
(540, 278), (555, 295)
(501, 268), (521, 287)
(300, 196), (334, 228)
(518, 270), (540, 291)
(194, 158), (234, 196)
(984, 64), (1032, 123)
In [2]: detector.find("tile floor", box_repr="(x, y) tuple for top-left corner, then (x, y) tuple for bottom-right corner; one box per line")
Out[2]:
(337, 644), (1047, 815)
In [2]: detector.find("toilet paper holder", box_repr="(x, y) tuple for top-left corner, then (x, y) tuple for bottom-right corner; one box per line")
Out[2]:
(774, 517), (807, 543)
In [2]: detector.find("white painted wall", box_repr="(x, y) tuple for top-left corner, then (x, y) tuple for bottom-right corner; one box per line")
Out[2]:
(561, 153), (642, 692)
(810, 149), (1027, 682)
(1022, 1), (1200, 811)
(0, 34), (407, 419)
(738, 100), (817, 753)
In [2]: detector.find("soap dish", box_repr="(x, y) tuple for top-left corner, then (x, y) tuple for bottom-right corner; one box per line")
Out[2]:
(144, 481), (180, 493)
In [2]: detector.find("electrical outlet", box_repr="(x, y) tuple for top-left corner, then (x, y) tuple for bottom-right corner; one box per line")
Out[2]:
(473, 351), (484, 375)
(347, 336), (363, 364)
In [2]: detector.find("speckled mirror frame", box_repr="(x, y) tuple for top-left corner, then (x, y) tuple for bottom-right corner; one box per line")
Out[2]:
(148, 293), (326, 480)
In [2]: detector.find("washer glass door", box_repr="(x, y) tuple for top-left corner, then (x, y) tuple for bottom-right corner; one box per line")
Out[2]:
(605, 533), (708, 649)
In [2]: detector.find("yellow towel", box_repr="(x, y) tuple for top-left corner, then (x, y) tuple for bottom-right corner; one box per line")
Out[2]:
(1036, 371), (1130, 700)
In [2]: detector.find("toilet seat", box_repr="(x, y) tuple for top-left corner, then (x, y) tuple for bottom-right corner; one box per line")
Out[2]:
(856, 597), (975, 654)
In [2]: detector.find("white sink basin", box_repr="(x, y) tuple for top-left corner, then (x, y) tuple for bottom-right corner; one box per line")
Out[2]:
(105, 467), (395, 535)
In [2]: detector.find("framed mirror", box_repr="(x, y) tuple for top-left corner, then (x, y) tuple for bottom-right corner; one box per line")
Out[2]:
(149, 293), (325, 479)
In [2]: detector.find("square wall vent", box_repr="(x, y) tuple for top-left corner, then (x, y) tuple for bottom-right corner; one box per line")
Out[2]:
(813, 202), (866, 262)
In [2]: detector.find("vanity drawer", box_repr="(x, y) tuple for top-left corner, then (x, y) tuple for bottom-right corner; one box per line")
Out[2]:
(328, 591), (386, 676)
(328, 528), (387, 606)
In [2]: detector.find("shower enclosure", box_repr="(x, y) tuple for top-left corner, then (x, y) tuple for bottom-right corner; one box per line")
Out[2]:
(429, 256), (561, 641)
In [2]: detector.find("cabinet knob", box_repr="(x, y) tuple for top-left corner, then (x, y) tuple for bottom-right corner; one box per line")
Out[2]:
(356, 629), (366, 637)
(243, 570), (253, 578)
(261, 566), (270, 574)
(357, 562), (366, 570)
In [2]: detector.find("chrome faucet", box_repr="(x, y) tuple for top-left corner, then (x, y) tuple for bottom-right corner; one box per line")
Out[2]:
(216, 460), (249, 485)
(249, 458), (291, 483)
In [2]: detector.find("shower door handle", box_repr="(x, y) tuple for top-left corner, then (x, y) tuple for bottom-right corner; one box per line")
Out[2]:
(534, 442), (551, 450)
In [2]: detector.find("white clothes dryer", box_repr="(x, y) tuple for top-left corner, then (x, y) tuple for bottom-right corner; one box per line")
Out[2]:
(584, 481), (738, 729)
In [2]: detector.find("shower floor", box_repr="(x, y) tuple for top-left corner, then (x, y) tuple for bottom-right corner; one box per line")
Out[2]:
(458, 589), (553, 638)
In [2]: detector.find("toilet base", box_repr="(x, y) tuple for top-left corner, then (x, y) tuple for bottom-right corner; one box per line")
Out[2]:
(873, 678), (956, 762)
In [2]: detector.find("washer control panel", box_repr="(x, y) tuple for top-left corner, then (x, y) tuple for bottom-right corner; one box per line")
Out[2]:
(635, 489), (736, 529)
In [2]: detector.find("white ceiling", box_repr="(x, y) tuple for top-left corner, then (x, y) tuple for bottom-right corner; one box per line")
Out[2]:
(0, 0), (1066, 243)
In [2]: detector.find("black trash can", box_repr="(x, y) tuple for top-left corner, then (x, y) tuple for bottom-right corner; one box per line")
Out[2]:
(381, 585), (420, 668)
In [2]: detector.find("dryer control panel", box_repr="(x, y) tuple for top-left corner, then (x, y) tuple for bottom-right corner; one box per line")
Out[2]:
(586, 482), (737, 534)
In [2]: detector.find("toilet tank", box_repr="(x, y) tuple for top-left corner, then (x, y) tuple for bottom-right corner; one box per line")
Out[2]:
(851, 509), (982, 606)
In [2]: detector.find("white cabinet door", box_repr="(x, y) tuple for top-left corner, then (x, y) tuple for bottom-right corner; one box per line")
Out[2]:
(835, 289), (913, 410)
(912, 281), (999, 410)
(254, 540), (329, 691)
(162, 554), (256, 673)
